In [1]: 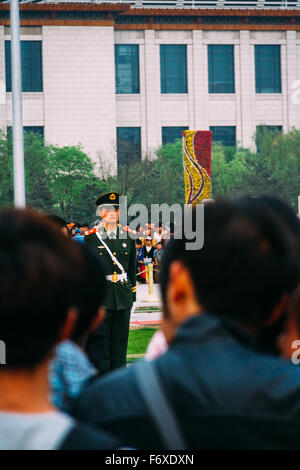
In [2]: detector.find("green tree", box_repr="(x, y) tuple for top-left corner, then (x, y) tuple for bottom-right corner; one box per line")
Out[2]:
(114, 139), (185, 208)
(211, 144), (250, 198)
(0, 129), (13, 208)
(48, 144), (96, 220)
(2, 127), (300, 221)
(24, 131), (54, 212)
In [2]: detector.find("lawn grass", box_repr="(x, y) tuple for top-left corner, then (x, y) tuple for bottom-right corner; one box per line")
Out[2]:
(127, 327), (157, 363)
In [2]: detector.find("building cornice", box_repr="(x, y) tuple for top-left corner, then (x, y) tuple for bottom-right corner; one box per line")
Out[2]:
(125, 8), (300, 16)
(0, 2), (130, 12)
(1, 3), (300, 29)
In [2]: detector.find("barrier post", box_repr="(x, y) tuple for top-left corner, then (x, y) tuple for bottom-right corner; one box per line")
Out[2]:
(148, 263), (154, 296)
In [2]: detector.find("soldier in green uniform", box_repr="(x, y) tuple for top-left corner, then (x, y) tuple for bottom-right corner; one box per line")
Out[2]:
(84, 192), (136, 374)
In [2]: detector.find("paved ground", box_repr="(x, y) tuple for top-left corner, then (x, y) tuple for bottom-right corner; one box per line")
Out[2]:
(130, 283), (162, 327)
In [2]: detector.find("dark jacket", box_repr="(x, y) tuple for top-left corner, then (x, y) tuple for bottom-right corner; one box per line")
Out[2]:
(73, 313), (300, 449)
(59, 422), (121, 450)
(85, 225), (136, 310)
(142, 245), (155, 263)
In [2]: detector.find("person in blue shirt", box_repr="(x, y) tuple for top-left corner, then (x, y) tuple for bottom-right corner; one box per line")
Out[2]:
(73, 228), (85, 244)
(50, 244), (107, 413)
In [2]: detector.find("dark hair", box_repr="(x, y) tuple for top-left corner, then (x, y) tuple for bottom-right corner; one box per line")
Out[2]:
(71, 244), (107, 342)
(160, 197), (300, 326)
(0, 209), (83, 368)
(250, 195), (300, 257)
(237, 195), (300, 354)
(136, 239), (142, 246)
(46, 214), (68, 231)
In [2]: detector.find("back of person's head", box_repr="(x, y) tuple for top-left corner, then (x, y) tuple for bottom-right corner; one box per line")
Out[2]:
(71, 244), (107, 343)
(46, 214), (69, 237)
(160, 196), (300, 328)
(236, 195), (300, 256)
(0, 209), (82, 369)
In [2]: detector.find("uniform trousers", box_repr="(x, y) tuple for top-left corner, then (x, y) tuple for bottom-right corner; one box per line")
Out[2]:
(102, 308), (131, 374)
(86, 307), (131, 375)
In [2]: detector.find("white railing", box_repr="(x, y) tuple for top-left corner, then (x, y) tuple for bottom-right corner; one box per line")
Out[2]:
(116, 0), (300, 8)
(18, 0), (300, 9)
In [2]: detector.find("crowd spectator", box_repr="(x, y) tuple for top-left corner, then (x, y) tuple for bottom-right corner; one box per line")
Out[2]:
(136, 224), (144, 240)
(73, 197), (300, 450)
(0, 209), (123, 450)
(145, 330), (168, 360)
(153, 241), (165, 283)
(153, 223), (165, 244)
(80, 223), (90, 234)
(72, 228), (85, 244)
(142, 236), (156, 284)
(136, 239), (146, 284)
(50, 244), (107, 413)
(68, 223), (80, 237)
(143, 236), (155, 263)
(144, 224), (156, 247)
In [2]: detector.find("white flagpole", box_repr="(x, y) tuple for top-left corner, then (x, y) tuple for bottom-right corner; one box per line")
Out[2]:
(10, 0), (25, 208)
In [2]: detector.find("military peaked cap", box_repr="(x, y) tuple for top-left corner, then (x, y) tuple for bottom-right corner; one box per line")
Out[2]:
(95, 192), (120, 207)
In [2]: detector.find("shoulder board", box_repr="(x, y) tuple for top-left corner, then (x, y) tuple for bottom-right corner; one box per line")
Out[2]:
(84, 222), (105, 237)
(84, 227), (99, 237)
(119, 225), (137, 236)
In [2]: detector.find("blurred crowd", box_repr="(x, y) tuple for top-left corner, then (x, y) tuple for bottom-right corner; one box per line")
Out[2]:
(135, 222), (171, 284)
(3, 196), (300, 449)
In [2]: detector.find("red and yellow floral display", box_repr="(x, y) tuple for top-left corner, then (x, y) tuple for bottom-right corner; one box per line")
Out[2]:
(183, 130), (212, 205)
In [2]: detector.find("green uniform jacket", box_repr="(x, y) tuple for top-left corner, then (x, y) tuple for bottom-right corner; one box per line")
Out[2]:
(85, 225), (136, 310)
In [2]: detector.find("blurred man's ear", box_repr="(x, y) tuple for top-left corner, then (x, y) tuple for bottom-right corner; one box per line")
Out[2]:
(58, 308), (78, 342)
(163, 261), (202, 343)
(88, 307), (106, 333)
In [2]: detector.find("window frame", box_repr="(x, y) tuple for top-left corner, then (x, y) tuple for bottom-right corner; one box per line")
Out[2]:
(210, 126), (236, 148)
(160, 44), (188, 94)
(116, 127), (141, 171)
(162, 126), (189, 146)
(5, 40), (43, 93)
(255, 45), (281, 94)
(208, 45), (235, 94)
(115, 44), (140, 95)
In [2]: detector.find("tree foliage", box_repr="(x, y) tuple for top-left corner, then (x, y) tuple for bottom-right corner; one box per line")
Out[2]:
(1, 127), (300, 222)
(0, 132), (106, 221)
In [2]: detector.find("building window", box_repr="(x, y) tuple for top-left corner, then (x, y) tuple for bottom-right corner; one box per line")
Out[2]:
(208, 45), (235, 94)
(5, 41), (43, 92)
(160, 45), (187, 94)
(117, 127), (141, 170)
(115, 44), (140, 94)
(162, 126), (188, 146)
(7, 126), (44, 141)
(256, 125), (282, 153)
(24, 126), (44, 138)
(210, 126), (236, 147)
(255, 45), (281, 93)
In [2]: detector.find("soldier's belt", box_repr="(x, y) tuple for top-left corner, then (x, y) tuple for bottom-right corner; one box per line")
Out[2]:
(106, 273), (128, 283)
